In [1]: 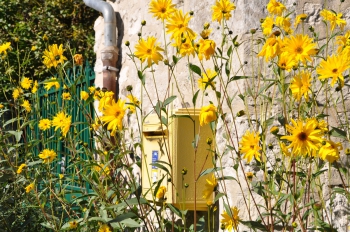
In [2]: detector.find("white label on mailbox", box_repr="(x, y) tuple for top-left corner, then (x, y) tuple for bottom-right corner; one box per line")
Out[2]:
(152, 150), (158, 182)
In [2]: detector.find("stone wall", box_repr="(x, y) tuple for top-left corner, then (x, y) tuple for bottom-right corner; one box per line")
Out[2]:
(91, 0), (350, 231)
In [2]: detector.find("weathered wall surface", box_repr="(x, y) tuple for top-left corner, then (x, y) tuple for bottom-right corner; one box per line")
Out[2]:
(91, 0), (350, 231)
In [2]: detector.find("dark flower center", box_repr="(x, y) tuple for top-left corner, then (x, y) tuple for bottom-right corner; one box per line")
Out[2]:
(332, 68), (338, 74)
(160, 7), (166, 13)
(298, 132), (307, 141)
(146, 49), (152, 54)
(55, 55), (61, 60)
(295, 47), (303, 53)
(250, 145), (255, 149)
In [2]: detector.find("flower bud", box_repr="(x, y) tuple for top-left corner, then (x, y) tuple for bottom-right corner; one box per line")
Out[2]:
(204, 22), (210, 29)
(138, 32), (142, 37)
(268, 143), (274, 150)
(292, 222), (298, 228)
(125, 41), (130, 46)
(206, 137), (213, 145)
(141, 20), (146, 26)
(345, 148), (350, 156)
(182, 168), (187, 175)
(236, 110), (245, 117)
(126, 85), (133, 91)
(189, 11), (194, 16)
(250, 28), (256, 34)
(184, 183), (189, 188)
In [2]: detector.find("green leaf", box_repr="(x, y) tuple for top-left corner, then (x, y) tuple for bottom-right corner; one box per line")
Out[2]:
(214, 192), (225, 202)
(172, 55), (179, 65)
(3, 117), (22, 128)
(225, 62), (230, 76)
(108, 212), (137, 223)
(227, 45), (233, 57)
(167, 203), (182, 217)
(138, 70), (145, 85)
(7, 130), (23, 142)
(330, 127), (347, 140)
(189, 63), (201, 76)
(230, 76), (250, 81)
(240, 221), (268, 231)
(150, 162), (171, 176)
(199, 167), (224, 178)
(163, 95), (177, 106)
(192, 89), (200, 106)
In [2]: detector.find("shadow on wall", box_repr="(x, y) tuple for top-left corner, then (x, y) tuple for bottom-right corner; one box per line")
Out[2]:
(116, 11), (124, 99)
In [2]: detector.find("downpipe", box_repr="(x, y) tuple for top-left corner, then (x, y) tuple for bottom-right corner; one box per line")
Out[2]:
(83, 0), (118, 100)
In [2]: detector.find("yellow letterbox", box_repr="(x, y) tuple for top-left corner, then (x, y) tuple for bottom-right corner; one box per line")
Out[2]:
(142, 109), (214, 211)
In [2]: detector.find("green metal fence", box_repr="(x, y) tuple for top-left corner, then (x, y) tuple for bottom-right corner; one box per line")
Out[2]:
(33, 62), (95, 201)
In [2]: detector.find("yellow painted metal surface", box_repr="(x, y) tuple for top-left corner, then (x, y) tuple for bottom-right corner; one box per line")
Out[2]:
(142, 109), (214, 211)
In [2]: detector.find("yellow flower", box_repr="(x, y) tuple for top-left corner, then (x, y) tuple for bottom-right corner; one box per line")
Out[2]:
(156, 186), (167, 199)
(32, 81), (38, 94)
(290, 71), (312, 102)
(69, 220), (78, 229)
(39, 119), (51, 131)
(198, 69), (217, 90)
(277, 52), (296, 71)
(98, 91), (114, 112)
(179, 38), (196, 57)
(267, 0), (286, 16)
(202, 174), (217, 200)
(261, 16), (274, 36)
(336, 31), (350, 55)
(31, 46), (37, 51)
(319, 140), (342, 163)
(317, 53), (350, 87)
(44, 77), (60, 91)
(270, 126), (279, 134)
(52, 111), (71, 137)
(246, 172), (254, 180)
(282, 34), (317, 64)
(166, 9), (196, 44)
(0, 104), (3, 109)
(39, 149), (57, 164)
(42, 44), (67, 68)
(320, 9), (347, 31)
(239, 130), (261, 163)
(101, 99), (126, 136)
(200, 28), (212, 40)
(275, 16), (293, 34)
(308, 118), (328, 134)
(134, 36), (164, 67)
(295, 14), (308, 27)
(43, 34), (48, 41)
(17, 163), (27, 174)
(94, 163), (111, 175)
(149, 0), (175, 20)
(280, 142), (291, 156)
(98, 224), (112, 232)
(0, 42), (11, 55)
(20, 77), (33, 89)
(12, 88), (23, 100)
(221, 206), (240, 231)
(199, 104), (217, 126)
(25, 182), (35, 193)
(198, 39), (216, 60)
(90, 118), (101, 131)
(281, 119), (323, 156)
(80, 91), (89, 101)
(211, 0), (236, 23)
(126, 94), (140, 113)
(73, 54), (83, 66)
(88, 86), (96, 93)
(62, 92), (71, 100)
(21, 100), (31, 112)
(258, 36), (281, 61)
(59, 174), (64, 179)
